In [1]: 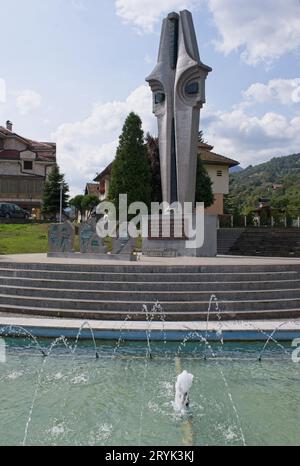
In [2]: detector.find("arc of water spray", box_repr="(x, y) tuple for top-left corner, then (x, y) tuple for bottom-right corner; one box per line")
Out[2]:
(138, 310), (152, 446)
(138, 302), (164, 445)
(177, 330), (246, 446)
(204, 295), (220, 360)
(0, 326), (48, 357)
(73, 321), (99, 359)
(218, 320), (292, 361)
(257, 321), (293, 362)
(143, 303), (159, 360)
(22, 336), (70, 446)
(22, 321), (101, 445)
(114, 315), (132, 356)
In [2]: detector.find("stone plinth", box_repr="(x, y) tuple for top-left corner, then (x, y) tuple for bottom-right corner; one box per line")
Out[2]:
(48, 221), (75, 254)
(143, 214), (217, 257)
(79, 220), (107, 254)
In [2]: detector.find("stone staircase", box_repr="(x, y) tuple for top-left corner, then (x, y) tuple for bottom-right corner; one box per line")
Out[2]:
(217, 228), (244, 255)
(0, 261), (299, 321)
(229, 228), (300, 257)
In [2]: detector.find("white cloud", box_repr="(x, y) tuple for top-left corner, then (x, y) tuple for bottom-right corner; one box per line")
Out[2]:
(54, 85), (155, 196)
(202, 103), (300, 168)
(208, 0), (300, 65)
(115, 0), (199, 33)
(55, 79), (300, 195)
(115, 0), (300, 64)
(15, 89), (42, 115)
(243, 79), (300, 106)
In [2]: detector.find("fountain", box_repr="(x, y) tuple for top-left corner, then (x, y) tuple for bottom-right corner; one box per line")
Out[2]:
(0, 302), (299, 446)
(173, 370), (194, 414)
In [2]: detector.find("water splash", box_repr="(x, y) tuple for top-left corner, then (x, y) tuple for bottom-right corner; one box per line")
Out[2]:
(114, 315), (132, 356)
(23, 336), (69, 446)
(176, 330), (246, 446)
(143, 302), (164, 359)
(257, 321), (293, 361)
(72, 321), (100, 359)
(173, 370), (194, 414)
(0, 325), (48, 357)
(204, 295), (221, 360)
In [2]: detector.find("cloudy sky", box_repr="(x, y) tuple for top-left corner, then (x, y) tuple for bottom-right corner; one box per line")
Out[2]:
(0, 0), (299, 195)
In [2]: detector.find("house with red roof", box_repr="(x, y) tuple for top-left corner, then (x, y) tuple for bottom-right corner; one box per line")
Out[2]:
(0, 121), (56, 219)
(93, 142), (239, 215)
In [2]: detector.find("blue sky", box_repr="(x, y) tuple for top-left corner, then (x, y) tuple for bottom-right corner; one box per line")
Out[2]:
(0, 0), (299, 195)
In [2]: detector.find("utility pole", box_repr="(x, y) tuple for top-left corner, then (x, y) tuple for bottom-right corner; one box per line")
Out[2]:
(59, 181), (63, 223)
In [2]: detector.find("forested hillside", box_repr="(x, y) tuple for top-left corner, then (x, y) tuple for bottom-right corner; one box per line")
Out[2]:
(225, 153), (300, 215)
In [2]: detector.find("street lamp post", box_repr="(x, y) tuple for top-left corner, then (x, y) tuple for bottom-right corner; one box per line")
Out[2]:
(59, 181), (63, 223)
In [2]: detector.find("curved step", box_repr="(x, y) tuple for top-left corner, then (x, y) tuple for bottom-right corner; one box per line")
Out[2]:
(0, 267), (299, 283)
(0, 303), (299, 321)
(0, 293), (300, 312)
(1, 285), (300, 302)
(1, 276), (300, 291)
(1, 262), (300, 273)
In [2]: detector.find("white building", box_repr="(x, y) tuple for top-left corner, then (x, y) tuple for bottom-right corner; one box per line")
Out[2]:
(0, 121), (56, 218)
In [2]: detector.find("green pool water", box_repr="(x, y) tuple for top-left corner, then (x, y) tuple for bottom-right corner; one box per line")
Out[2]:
(0, 338), (299, 446)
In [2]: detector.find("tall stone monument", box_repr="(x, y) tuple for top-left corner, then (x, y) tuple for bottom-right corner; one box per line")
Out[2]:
(146, 10), (212, 206)
(144, 10), (217, 257)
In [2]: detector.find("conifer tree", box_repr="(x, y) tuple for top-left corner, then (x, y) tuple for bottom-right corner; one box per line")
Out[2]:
(195, 156), (214, 208)
(109, 113), (151, 208)
(42, 164), (69, 217)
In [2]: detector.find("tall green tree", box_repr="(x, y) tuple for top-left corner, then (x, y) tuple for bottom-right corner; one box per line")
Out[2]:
(198, 130), (205, 143)
(69, 195), (84, 220)
(195, 155), (214, 208)
(81, 195), (100, 219)
(146, 133), (162, 203)
(42, 164), (69, 217)
(109, 112), (151, 208)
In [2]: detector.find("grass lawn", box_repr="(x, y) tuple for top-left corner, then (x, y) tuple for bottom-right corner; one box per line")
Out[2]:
(0, 224), (140, 255)
(0, 224), (80, 255)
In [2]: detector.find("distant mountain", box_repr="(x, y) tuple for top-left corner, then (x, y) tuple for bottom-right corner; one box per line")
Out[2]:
(230, 166), (244, 174)
(225, 153), (300, 214)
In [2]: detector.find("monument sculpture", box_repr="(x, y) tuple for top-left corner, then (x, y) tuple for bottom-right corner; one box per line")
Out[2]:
(48, 221), (75, 254)
(79, 218), (107, 254)
(146, 10), (212, 206)
(144, 10), (217, 257)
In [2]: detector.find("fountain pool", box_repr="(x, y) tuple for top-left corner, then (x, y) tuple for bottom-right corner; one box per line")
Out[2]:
(0, 337), (299, 446)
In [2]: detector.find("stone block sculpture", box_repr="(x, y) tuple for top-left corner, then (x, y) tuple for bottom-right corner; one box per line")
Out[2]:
(146, 10), (212, 206)
(79, 219), (108, 254)
(48, 221), (75, 253)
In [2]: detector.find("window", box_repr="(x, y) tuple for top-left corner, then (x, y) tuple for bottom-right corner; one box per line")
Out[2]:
(185, 82), (199, 95)
(24, 161), (33, 170)
(154, 92), (165, 104)
(217, 170), (223, 177)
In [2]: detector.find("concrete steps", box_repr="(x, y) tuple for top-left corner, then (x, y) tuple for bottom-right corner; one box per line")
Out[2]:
(0, 261), (299, 321)
(217, 228), (244, 254)
(230, 228), (300, 257)
(1, 275), (300, 291)
(0, 303), (299, 321)
(0, 266), (298, 281)
(1, 284), (300, 301)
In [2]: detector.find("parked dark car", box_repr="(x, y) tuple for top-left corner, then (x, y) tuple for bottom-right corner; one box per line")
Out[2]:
(0, 203), (30, 219)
